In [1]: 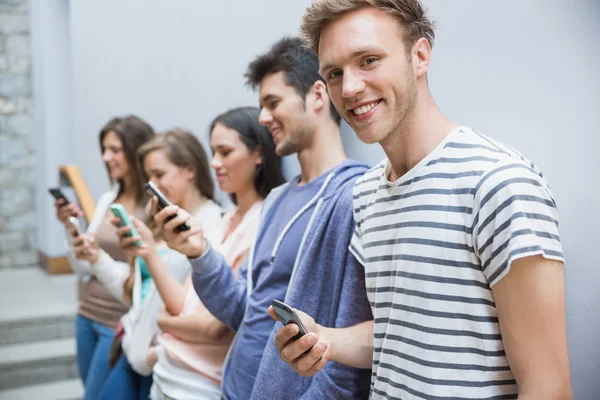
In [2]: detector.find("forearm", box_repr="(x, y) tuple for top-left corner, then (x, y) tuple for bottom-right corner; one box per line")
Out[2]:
(518, 385), (573, 400)
(161, 313), (233, 344)
(320, 320), (374, 369)
(190, 245), (247, 331)
(145, 250), (186, 315)
(64, 232), (92, 277)
(91, 250), (131, 304)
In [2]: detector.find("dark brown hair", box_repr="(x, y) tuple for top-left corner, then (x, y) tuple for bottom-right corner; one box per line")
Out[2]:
(245, 36), (341, 125)
(209, 106), (285, 203)
(99, 115), (155, 205)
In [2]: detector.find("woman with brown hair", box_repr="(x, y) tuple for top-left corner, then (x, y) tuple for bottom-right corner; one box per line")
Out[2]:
(53, 115), (155, 400)
(91, 129), (222, 400)
(114, 107), (285, 400)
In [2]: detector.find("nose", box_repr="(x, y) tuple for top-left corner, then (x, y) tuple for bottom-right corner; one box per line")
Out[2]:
(102, 150), (111, 163)
(258, 107), (273, 127)
(210, 153), (222, 169)
(341, 69), (366, 99)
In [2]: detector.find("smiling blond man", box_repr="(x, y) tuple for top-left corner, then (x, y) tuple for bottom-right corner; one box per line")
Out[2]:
(271, 1), (573, 399)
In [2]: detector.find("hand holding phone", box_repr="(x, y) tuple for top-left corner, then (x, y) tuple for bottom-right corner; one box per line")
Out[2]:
(144, 182), (191, 233)
(72, 232), (98, 262)
(271, 300), (309, 342)
(109, 204), (142, 247)
(270, 301), (330, 377)
(48, 187), (70, 205)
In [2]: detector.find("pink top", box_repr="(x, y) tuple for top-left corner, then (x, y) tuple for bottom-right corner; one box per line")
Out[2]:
(158, 201), (263, 385)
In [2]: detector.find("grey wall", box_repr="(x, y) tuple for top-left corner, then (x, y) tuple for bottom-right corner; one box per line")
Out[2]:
(0, 0), (36, 269)
(31, 0), (599, 397)
(30, 0), (74, 258)
(69, 0), (310, 202)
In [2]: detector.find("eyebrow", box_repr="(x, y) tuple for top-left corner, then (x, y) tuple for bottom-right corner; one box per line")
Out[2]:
(260, 94), (279, 105)
(319, 46), (383, 76)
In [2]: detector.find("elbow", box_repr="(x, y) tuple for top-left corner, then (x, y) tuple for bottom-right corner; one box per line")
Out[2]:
(208, 322), (234, 342)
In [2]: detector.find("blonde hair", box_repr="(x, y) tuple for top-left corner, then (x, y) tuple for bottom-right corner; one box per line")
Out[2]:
(300, 0), (435, 55)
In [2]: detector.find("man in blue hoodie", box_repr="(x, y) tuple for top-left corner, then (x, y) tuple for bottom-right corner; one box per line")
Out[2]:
(153, 37), (372, 399)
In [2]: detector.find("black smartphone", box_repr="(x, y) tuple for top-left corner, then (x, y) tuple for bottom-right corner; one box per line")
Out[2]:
(48, 187), (70, 205)
(143, 181), (191, 233)
(271, 299), (309, 342)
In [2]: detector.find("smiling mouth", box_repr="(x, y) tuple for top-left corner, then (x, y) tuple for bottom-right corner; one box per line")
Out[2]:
(352, 100), (381, 116)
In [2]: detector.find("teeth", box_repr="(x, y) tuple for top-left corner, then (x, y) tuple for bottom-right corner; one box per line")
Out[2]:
(353, 101), (378, 116)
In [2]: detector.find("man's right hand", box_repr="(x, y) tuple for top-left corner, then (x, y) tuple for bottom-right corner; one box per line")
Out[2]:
(268, 306), (332, 377)
(54, 199), (83, 225)
(152, 197), (206, 258)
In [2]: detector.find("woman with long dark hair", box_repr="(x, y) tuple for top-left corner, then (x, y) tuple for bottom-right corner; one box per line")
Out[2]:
(53, 115), (155, 400)
(113, 107), (284, 400)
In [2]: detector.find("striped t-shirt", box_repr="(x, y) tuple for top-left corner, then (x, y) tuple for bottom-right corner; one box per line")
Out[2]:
(350, 126), (564, 399)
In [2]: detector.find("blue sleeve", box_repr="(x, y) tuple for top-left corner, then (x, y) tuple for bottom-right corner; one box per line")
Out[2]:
(190, 244), (248, 331)
(300, 252), (372, 399)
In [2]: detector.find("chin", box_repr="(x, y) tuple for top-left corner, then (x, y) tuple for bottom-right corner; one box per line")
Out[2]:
(218, 183), (231, 193)
(353, 128), (382, 145)
(276, 142), (298, 157)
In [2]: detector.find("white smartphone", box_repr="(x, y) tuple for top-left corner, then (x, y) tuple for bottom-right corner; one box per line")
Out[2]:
(66, 216), (83, 237)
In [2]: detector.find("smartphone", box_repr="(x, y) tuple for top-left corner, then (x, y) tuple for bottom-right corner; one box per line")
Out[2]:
(143, 181), (191, 233)
(48, 187), (70, 205)
(66, 216), (83, 237)
(271, 300), (309, 342)
(109, 203), (142, 247)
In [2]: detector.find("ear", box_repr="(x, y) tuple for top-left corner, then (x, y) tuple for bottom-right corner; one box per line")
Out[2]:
(412, 37), (431, 79)
(183, 165), (195, 181)
(307, 80), (328, 114)
(252, 148), (263, 167)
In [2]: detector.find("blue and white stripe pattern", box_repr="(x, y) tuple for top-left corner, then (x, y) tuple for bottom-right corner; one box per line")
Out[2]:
(350, 127), (563, 399)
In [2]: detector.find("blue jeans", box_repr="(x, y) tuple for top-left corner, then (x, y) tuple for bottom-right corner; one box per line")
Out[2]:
(99, 354), (153, 400)
(76, 314), (115, 400)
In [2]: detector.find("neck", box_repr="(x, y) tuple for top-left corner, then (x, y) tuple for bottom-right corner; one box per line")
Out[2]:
(381, 89), (457, 181)
(180, 186), (206, 214)
(119, 176), (138, 201)
(297, 118), (347, 185)
(234, 186), (261, 217)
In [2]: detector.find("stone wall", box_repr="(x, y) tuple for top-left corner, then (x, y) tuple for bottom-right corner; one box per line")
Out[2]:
(0, 0), (36, 269)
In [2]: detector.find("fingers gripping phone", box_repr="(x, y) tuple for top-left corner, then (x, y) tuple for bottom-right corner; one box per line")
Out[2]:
(48, 187), (70, 205)
(143, 182), (191, 233)
(271, 300), (309, 342)
(67, 216), (83, 237)
(109, 203), (142, 247)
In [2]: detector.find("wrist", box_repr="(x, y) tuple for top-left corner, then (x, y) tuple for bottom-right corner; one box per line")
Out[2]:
(188, 238), (209, 259)
(318, 325), (337, 362)
(145, 247), (161, 263)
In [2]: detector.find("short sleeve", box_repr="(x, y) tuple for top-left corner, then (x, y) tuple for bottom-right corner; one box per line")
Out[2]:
(472, 159), (564, 287)
(349, 224), (365, 267)
(349, 183), (366, 267)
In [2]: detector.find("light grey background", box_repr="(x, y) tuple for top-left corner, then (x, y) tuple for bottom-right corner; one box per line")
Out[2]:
(30, 0), (599, 397)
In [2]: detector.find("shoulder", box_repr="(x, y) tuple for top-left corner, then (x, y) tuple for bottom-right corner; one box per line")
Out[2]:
(353, 158), (386, 194)
(444, 127), (550, 198)
(94, 189), (119, 218)
(474, 154), (552, 204)
(194, 200), (224, 223)
(351, 158), (386, 217)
